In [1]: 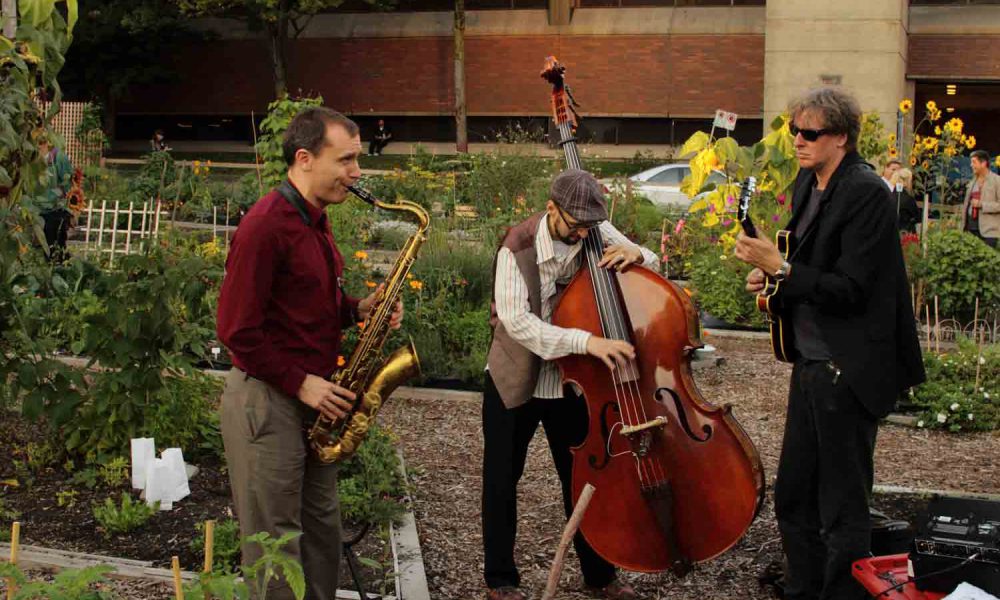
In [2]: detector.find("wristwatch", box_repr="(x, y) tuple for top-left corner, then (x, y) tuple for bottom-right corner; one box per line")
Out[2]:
(773, 260), (791, 281)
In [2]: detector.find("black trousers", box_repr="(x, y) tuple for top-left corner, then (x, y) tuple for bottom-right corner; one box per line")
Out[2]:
(481, 372), (616, 590)
(368, 138), (389, 155)
(41, 209), (71, 263)
(775, 360), (878, 600)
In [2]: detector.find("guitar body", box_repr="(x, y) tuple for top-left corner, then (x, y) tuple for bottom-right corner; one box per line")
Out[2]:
(755, 230), (795, 363)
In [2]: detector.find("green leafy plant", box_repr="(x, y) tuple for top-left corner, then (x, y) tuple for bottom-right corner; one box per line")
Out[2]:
(92, 493), (158, 535)
(183, 531), (305, 600)
(98, 457), (128, 487)
(912, 229), (1000, 321)
(0, 563), (116, 600)
(56, 489), (79, 508)
(69, 467), (99, 489)
(910, 338), (999, 432)
(190, 519), (242, 574)
(338, 425), (406, 526)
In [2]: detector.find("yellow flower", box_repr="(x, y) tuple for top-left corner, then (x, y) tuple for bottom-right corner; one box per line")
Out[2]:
(193, 160), (201, 168)
(944, 146), (957, 158)
(354, 250), (368, 261)
(995, 156), (1000, 169)
(929, 109), (942, 122)
(888, 147), (898, 158)
(899, 99), (912, 114)
(909, 156), (917, 166)
(888, 133), (896, 144)
(406, 273), (413, 279)
(365, 280), (376, 288)
(965, 135), (976, 149)
(921, 161), (930, 170)
(926, 100), (937, 112)
(945, 118), (963, 133)
(337, 356), (346, 367)
(923, 137), (938, 150)
(934, 126), (942, 136)
(409, 280), (423, 291)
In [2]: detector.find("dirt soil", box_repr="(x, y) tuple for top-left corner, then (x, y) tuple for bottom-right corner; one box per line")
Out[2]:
(380, 336), (1000, 600)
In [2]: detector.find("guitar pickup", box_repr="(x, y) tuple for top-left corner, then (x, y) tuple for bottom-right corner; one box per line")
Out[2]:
(620, 416), (669, 436)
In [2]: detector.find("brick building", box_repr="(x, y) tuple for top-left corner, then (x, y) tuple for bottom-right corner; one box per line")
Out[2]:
(114, 0), (1000, 151)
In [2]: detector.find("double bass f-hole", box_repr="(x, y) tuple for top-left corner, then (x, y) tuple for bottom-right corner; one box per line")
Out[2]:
(655, 387), (713, 443)
(589, 401), (620, 470)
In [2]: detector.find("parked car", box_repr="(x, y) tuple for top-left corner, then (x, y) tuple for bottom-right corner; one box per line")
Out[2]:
(603, 163), (728, 208)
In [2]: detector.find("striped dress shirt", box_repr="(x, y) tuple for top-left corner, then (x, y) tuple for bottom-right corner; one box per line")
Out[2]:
(490, 216), (659, 399)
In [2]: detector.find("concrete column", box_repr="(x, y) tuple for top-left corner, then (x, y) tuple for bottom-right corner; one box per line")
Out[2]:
(764, 0), (908, 133)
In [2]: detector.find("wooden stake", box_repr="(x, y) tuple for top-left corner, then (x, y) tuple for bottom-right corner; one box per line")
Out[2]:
(172, 556), (184, 600)
(660, 218), (669, 277)
(109, 200), (120, 267)
(203, 520), (215, 574)
(212, 206), (218, 240)
(925, 304), (932, 349)
(934, 296), (940, 353)
(6, 521), (20, 600)
(125, 202), (134, 255)
(251, 109), (264, 196)
(84, 200), (93, 255)
(975, 298), (984, 393)
(225, 198), (231, 248)
(542, 483), (596, 600)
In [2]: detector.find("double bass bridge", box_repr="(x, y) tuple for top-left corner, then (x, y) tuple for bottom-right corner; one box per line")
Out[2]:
(619, 416), (668, 457)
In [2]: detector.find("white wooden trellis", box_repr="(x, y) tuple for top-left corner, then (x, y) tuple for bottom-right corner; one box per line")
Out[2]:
(78, 199), (164, 266)
(39, 101), (103, 167)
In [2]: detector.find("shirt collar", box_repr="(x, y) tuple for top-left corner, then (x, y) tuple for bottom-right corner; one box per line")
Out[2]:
(280, 180), (327, 229)
(535, 213), (555, 264)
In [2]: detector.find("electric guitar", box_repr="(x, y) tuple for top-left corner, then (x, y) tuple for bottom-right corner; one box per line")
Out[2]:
(736, 178), (795, 363)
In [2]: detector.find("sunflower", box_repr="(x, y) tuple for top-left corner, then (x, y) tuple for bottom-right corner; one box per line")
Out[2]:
(910, 156), (918, 167)
(965, 135), (976, 149)
(888, 147), (898, 158)
(899, 99), (913, 114)
(926, 100), (938, 112)
(995, 156), (1000, 169)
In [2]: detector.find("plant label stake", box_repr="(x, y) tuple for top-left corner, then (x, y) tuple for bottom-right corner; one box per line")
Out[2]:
(6, 521), (19, 600)
(172, 555), (184, 600)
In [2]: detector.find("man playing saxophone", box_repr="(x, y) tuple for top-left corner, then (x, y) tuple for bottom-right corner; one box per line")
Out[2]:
(217, 106), (403, 600)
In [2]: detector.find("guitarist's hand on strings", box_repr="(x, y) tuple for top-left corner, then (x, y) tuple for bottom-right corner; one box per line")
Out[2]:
(586, 336), (636, 372)
(746, 268), (766, 294)
(734, 232), (784, 278)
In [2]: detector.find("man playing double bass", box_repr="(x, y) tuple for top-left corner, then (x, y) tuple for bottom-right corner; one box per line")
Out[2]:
(734, 86), (925, 600)
(483, 168), (658, 600)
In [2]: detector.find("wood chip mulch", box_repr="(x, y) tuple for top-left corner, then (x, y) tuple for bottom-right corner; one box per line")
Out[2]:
(381, 336), (1000, 600)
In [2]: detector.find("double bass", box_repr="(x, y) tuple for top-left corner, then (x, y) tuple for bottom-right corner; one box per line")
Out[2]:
(542, 57), (765, 576)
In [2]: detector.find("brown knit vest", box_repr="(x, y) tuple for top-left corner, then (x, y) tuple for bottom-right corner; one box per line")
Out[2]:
(488, 212), (547, 409)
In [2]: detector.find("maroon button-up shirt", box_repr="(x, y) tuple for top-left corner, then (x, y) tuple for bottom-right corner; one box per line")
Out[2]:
(217, 185), (360, 399)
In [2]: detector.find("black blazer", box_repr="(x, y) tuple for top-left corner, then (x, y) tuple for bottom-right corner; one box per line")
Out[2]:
(780, 151), (925, 417)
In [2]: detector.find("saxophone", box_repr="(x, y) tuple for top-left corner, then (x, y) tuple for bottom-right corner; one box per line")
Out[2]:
(308, 185), (429, 464)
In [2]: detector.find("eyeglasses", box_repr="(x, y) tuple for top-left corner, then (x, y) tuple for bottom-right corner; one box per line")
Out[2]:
(556, 205), (600, 232)
(789, 124), (830, 142)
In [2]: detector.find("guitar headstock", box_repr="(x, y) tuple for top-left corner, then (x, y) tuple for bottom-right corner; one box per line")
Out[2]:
(736, 176), (758, 238)
(540, 56), (576, 128)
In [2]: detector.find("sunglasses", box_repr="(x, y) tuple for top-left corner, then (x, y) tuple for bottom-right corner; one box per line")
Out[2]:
(789, 124), (831, 142)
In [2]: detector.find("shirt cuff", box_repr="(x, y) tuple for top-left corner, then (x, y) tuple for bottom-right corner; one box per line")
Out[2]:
(278, 366), (309, 400)
(570, 330), (591, 355)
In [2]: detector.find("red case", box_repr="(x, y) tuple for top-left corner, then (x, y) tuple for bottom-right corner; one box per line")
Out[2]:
(852, 554), (947, 600)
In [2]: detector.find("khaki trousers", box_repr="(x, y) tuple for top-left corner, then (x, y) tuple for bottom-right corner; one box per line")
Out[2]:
(221, 368), (342, 600)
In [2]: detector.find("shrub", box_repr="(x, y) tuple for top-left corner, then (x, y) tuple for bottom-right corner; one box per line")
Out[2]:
(912, 229), (1000, 321)
(256, 94), (324, 188)
(92, 493), (158, 535)
(0, 563), (115, 600)
(688, 250), (765, 328)
(909, 338), (999, 432)
(338, 425), (407, 526)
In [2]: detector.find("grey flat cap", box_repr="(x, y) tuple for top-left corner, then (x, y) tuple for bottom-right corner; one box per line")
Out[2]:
(550, 168), (608, 223)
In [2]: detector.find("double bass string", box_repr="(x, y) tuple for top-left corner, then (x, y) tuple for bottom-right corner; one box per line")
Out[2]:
(557, 121), (667, 488)
(582, 228), (666, 490)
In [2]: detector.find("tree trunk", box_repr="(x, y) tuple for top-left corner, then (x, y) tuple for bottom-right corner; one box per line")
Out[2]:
(2, 0), (16, 39)
(454, 0), (467, 153)
(269, 1), (290, 98)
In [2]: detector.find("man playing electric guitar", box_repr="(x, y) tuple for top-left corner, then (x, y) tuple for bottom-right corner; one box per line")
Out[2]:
(733, 87), (924, 600)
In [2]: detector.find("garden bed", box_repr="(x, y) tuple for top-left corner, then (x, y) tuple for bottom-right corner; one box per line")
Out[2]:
(0, 415), (397, 599)
(380, 336), (1000, 599)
